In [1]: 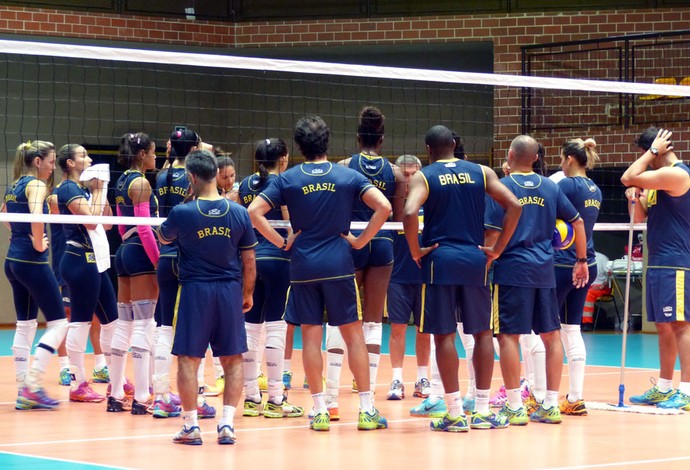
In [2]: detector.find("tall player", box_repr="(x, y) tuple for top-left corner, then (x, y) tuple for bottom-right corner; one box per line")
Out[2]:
(622, 127), (690, 409)
(158, 149), (257, 445)
(487, 135), (588, 426)
(249, 115), (391, 432)
(404, 125), (521, 431)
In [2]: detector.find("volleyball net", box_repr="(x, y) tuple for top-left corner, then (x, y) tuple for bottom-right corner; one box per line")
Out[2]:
(1, 38), (690, 231)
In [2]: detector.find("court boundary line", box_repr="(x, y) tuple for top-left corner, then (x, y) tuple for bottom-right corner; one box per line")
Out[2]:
(542, 455), (690, 469)
(0, 450), (135, 469)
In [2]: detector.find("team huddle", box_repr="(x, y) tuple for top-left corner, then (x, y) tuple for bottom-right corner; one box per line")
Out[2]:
(3, 105), (690, 445)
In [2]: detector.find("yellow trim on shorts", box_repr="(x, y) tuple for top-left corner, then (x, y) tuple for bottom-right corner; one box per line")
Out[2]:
(419, 283), (427, 333)
(492, 284), (499, 334)
(355, 278), (363, 321)
(677, 270), (685, 322)
(172, 284), (182, 332)
(281, 285), (291, 321)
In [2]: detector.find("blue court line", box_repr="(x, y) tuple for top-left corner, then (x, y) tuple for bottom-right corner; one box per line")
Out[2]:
(0, 451), (130, 470)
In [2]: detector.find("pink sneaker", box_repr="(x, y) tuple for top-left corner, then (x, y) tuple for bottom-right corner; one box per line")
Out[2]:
(169, 391), (181, 406)
(489, 386), (507, 408)
(70, 382), (106, 403)
(106, 378), (135, 399)
(521, 382), (531, 401)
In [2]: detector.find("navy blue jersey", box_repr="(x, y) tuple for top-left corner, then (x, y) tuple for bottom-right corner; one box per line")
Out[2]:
(348, 153), (396, 222)
(646, 162), (690, 268)
(259, 161), (373, 283)
(239, 172), (288, 260)
(57, 179), (92, 247)
(159, 198), (257, 282)
(391, 208), (422, 284)
(155, 166), (188, 257)
(419, 158), (487, 286)
(49, 184), (66, 281)
(554, 176), (602, 267)
(115, 170), (159, 234)
(4, 176), (49, 263)
(486, 172), (580, 288)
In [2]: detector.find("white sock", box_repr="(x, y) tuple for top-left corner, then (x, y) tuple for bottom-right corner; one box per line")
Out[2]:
(445, 391), (463, 417)
(507, 388), (522, 409)
(544, 390), (559, 408)
(67, 321), (91, 384)
(392, 367), (403, 383)
(220, 405), (236, 428)
(197, 352), (206, 384)
(658, 378), (674, 392)
(475, 389), (490, 414)
(521, 334), (546, 402)
(416, 366), (428, 382)
(429, 335), (444, 400)
(359, 391), (374, 413)
(59, 355), (70, 370)
(679, 382), (690, 395)
(312, 392), (327, 414)
(243, 350), (260, 401)
(94, 354), (106, 370)
(368, 352), (380, 390)
(183, 409), (199, 429)
(109, 348), (127, 399)
(325, 351), (343, 397)
(153, 325), (174, 388)
(284, 358), (292, 373)
(561, 323), (586, 401)
(13, 320), (38, 383)
(213, 356), (224, 380)
(131, 347), (150, 403)
(265, 347), (284, 402)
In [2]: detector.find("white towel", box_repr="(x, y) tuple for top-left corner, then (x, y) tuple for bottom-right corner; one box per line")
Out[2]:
(80, 164), (111, 273)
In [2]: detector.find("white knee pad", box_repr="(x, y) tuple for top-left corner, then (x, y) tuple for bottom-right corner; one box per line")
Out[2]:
(265, 321), (287, 350)
(132, 299), (156, 321)
(111, 320), (133, 352)
(12, 319), (38, 355)
(66, 322), (91, 353)
(131, 319), (153, 352)
(117, 302), (133, 321)
(363, 322), (383, 347)
(38, 318), (69, 352)
(520, 333), (545, 356)
(245, 322), (264, 352)
(561, 324), (586, 362)
(326, 324), (345, 351)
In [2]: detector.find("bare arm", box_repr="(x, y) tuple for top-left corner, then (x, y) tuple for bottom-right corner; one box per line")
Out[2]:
(390, 164), (406, 222)
(26, 179), (49, 252)
(249, 196), (299, 250)
(402, 172), (436, 264)
(240, 248), (257, 313)
(571, 217), (589, 288)
(480, 167), (521, 262)
(624, 187), (648, 223)
(343, 187), (391, 250)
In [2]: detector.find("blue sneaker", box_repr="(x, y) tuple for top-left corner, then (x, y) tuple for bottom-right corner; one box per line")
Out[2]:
(217, 425), (236, 445)
(462, 396), (476, 414)
(430, 412), (469, 432)
(469, 410), (509, 429)
(58, 368), (71, 386)
(410, 397), (447, 418)
(92, 366), (110, 384)
(656, 391), (690, 410)
(16, 387), (60, 410)
(173, 425), (202, 445)
(198, 400), (217, 419)
(282, 371), (293, 390)
(630, 385), (676, 405)
(357, 408), (388, 430)
(529, 404), (562, 424)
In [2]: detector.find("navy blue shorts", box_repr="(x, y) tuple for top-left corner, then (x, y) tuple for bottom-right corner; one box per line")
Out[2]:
(284, 277), (361, 327)
(420, 283), (491, 335)
(492, 284), (560, 335)
(157, 255), (179, 327)
(646, 268), (690, 323)
(115, 235), (156, 277)
(172, 280), (248, 357)
(352, 236), (394, 270)
(4, 259), (65, 322)
(245, 257), (290, 324)
(555, 264), (597, 325)
(60, 246), (117, 325)
(386, 282), (422, 326)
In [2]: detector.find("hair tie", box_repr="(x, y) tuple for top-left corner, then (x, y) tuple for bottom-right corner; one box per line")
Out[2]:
(265, 139), (271, 145)
(176, 131), (182, 138)
(25, 140), (32, 147)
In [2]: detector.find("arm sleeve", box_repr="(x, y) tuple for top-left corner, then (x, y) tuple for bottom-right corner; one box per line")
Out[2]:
(134, 201), (160, 265)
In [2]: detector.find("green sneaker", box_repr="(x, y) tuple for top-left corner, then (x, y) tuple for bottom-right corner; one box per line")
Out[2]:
(92, 366), (110, 384)
(630, 385), (676, 405)
(263, 398), (305, 418)
(310, 411), (330, 431)
(529, 404), (562, 424)
(430, 412), (469, 432)
(469, 410), (509, 429)
(656, 391), (690, 410)
(243, 399), (262, 417)
(58, 368), (71, 387)
(358, 408), (388, 430)
(498, 403), (529, 425)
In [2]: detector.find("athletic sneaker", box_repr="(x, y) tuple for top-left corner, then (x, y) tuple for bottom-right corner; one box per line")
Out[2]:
(106, 379), (135, 399)
(308, 396), (340, 421)
(173, 425), (202, 445)
(153, 397), (182, 418)
(264, 398), (305, 418)
(106, 395), (132, 412)
(530, 404), (562, 424)
(215, 376), (225, 394)
(523, 392), (541, 414)
(258, 373), (268, 392)
(131, 399), (148, 415)
(357, 408), (388, 430)
(469, 410), (509, 429)
(282, 371), (293, 390)
(310, 411), (330, 431)
(197, 400), (216, 419)
(498, 403), (529, 426)
(463, 396), (476, 414)
(386, 380), (405, 400)
(414, 378), (431, 398)
(243, 398), (262, 417)
(352, 379), (358, 393)
(489, 385), (507, 408)
(629, 385), (676, 405)
(217, 425), (236, 445)
(559, 396), (588, 416)
(656, 391), (690, 410)
(169, 391), (181, 406)
(203, 382), (221, 397)
(69, 381), (105, 403)
(430, 412), (469, 432)
(15, 387), (60, 410)
(58, 368), (71, 386)
(92, 366), (110, 384)
(410, 397), (447, 417)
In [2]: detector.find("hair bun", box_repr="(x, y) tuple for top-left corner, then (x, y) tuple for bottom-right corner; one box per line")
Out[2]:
(584, 138), (596, 149)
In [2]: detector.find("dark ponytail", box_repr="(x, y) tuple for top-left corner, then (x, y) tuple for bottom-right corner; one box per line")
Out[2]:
(254, 138), (288, 187)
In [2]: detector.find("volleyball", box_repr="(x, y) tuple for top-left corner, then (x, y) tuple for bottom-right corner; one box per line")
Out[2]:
(553, 219), (575, 250)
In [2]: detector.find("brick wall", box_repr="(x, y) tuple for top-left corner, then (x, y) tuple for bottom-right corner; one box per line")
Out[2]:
(2, 5), (690, 168)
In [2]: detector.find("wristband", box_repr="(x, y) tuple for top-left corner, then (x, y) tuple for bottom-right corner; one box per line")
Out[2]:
(576, 258), (588, 263)
(281, 238), (288, 250)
